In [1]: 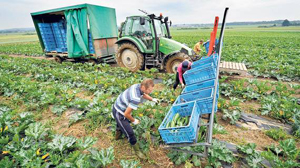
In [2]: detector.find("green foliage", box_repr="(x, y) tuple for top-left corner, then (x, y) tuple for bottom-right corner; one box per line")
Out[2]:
(0, 41), (43, 56)
(237, 143), (264, 168)
(265, 128), (288, 141)
(213, 123), (227, 134)
(88, 147), (114, 167)
(292, 110), (300, 138)
(47, 134), (77, 154)
(69, 113), (84, 127)
(167, 149), (192, 165)
(52, 105), (67, 116)
(0, 156), (15, 167)
(25, 122), (48, 141)
(0, 26), (299, 167)
(207, 140), (235, 167)
(262, 139), (300, 168)
(222, 109), (241, 124)
(120, 160), (141, 168)
(76, 137), (97, 151)
(134, 116), (156, 154)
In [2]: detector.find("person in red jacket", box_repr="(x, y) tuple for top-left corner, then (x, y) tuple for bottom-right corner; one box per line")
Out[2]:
(173, 60), (192, 90)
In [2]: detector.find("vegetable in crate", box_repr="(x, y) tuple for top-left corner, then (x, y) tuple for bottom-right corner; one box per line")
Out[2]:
(166, 113), (190, 128)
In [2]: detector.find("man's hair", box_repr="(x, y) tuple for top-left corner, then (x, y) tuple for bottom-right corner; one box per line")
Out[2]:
(200, 39), (204, 42)
(141, 79), (154, 88)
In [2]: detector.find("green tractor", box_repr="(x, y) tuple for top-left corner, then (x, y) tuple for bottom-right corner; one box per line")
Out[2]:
(116, 12), (197, 73)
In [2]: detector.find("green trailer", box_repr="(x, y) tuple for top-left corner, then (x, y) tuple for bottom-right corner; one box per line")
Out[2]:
(32, 4), (204, 73)
(31, 4), (118, 63)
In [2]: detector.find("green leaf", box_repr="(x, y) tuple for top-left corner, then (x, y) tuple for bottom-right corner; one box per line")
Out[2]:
(0, 156), (14, 167)
(25, 122), (47, 141)
(76, 137), (97, 151)
(47, 134), (77, 153)
(120, 159), (141, 168)
(89, 147), (114, 167)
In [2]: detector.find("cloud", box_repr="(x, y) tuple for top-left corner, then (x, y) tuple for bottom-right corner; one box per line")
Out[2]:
(0, 0), (299, 29)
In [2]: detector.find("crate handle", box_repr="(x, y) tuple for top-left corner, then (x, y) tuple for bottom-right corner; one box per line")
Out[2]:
(180, 104), (188, 108)
(196, 83), (204, 86)
(192, 92), (200, 95)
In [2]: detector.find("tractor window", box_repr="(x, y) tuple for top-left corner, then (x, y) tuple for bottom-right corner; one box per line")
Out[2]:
(124, 18), (133, 36)
(154, 19), (165, 37)
(131, 18), (152, 37)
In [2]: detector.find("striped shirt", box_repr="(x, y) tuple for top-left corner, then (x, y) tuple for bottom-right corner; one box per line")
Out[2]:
(114, 84), (144, 115)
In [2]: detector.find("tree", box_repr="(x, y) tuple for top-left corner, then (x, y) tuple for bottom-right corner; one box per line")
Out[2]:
(282, 19), (290, 26)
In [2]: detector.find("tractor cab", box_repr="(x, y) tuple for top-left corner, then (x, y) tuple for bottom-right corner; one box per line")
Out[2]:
(119, 14), (170, 51)
(116, 12), (195, 73)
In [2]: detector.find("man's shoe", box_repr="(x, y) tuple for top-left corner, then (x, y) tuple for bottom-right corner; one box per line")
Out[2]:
(132, 144), (147, 159)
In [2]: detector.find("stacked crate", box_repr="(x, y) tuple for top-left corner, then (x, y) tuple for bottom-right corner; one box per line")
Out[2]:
(159, 53), (220, 144)
(39, 21), (95, 54)
(88, 32), (95, 54)
(51, 21), (67, 52)
(38, 23), (56, 52)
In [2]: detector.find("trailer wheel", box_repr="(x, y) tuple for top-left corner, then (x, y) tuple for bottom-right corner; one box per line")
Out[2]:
(116, 43), (144, 72)
(54, 56), (63, 64)
(165, 52), (191, 73)
(88, 59), (97, 65)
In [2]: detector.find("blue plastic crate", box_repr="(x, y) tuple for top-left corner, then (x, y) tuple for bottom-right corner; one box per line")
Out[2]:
(175, 87), (214, 104)
(158, 101), (201, 144)
(192, 54), (218, 69)
(183, 63), (217, 85)
(54, 39), (65, 44)
(38, 23), (51, 28)
(53, 33), (63, 37)
(51, 22), (64, 29)
(41, 35), (55, 39)
(174, 87), (218, 114)
(43, 41), (56, 45)
(203, 39), (219, 53)
(44, 43), (56, 47)
(43, 39), (56, 43)
(40, 29), (53, 34)
(62, 48), (68, 52)
(182, 79), (218, 94)
(45, 46), (56, 52)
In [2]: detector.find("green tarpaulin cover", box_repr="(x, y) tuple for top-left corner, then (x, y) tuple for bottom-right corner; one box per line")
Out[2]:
(65, 9), (89, 58)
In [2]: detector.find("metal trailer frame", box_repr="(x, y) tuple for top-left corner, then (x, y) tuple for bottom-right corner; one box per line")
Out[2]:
(162, 7), (229, 157)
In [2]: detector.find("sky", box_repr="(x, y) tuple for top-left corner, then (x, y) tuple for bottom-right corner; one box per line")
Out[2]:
(0, 0), (300, 30)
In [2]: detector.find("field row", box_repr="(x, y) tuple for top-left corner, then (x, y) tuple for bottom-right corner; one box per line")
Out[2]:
(1, 55), (299, 167)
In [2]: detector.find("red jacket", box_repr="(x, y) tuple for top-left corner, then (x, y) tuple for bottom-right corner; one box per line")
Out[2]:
(177, 61), (192, 83)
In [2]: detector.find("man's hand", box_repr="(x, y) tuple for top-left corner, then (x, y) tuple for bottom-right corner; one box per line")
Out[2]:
(152, 98), (159, 103)
(181, 83), (185, 88)
(132, 119), (140, 125)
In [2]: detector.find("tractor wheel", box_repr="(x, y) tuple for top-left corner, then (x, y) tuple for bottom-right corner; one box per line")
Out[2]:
(87, 58), (97, 65)
(165, 52), (191, 73)
(116, 43), (144, 72)
(54, 56), (63, 64)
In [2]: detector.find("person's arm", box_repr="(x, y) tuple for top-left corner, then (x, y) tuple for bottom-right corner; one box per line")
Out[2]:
(188, 62), (192, 70)
(178, 66), (184, 84)
(142, 93), (153, 101)
(124, 107), (135, 122)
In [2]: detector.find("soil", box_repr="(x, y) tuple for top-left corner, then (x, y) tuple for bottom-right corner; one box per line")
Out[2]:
(214, 112), (279, 151)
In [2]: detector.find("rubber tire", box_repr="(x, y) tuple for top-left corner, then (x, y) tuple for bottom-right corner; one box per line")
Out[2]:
(116, 43), (144, 72)
(165, 52), (191, 73)
(54, 56), (63, 64)
(87, 59), (97, 65)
